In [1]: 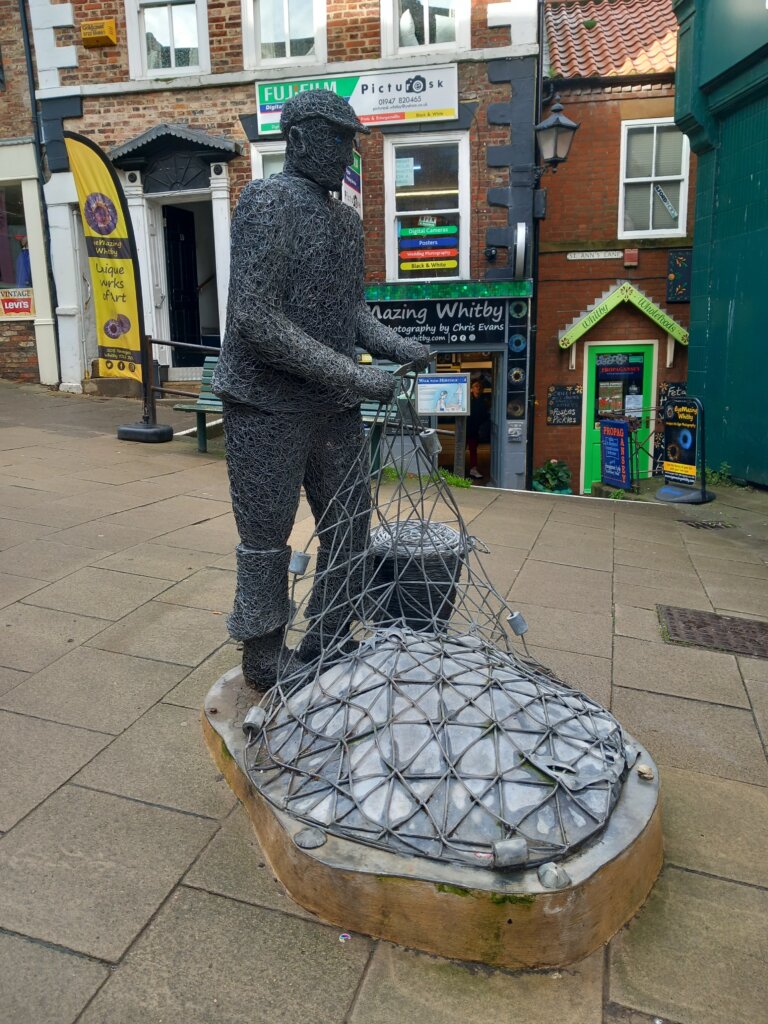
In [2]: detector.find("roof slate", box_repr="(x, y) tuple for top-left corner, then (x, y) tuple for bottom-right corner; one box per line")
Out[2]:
(545, 0), (678, 79)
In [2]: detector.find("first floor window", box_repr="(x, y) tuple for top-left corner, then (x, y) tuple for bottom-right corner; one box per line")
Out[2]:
(619, 118), (689, 238)
(258, 0), (316, 59)
(251, 143), (286, 179)
(127, 0), (210, 77)
(385, 133), (469, 282)
(398, 0), (456, 47)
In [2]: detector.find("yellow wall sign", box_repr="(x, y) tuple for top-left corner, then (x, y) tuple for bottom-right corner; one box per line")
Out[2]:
(81, 20), (117, 47)
(64, 132), (144, 382)
(400, 259), (458, 272)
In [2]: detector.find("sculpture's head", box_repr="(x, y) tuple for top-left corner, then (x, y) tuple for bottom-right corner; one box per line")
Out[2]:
(281, 89), (370, 192)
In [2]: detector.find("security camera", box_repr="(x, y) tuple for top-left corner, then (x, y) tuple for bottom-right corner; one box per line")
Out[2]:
(484, 247), (498, 261)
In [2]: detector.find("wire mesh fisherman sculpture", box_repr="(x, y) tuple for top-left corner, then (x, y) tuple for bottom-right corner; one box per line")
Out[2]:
(214, 90), (430, 689)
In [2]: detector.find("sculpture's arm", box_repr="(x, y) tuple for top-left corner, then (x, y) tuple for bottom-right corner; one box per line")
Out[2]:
(355, 302), (431, 369)
(227, 184), (395, 402)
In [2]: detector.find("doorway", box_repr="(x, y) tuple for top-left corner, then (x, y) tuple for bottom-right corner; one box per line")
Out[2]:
(432, 351), (504, 484)
(582, 342), (656, 493)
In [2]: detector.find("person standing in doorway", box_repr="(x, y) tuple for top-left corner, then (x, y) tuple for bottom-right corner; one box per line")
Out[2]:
(466, 377), (491, 480)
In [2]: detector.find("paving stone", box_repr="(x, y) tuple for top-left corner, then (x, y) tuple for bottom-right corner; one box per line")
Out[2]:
(661, 766), (768, 886)
(510, 602), (613, 658)
(527, 538), (614, 571)
(94, 541), (216, 580)
(615, 564), (703, 591)
(614, 582), (713, 613)
(0, 664), (28, 696)
(157, 514), (241, 555)
(87, 601), (228, 666)
(349, 943), (603, 1024)
(615, 605), (665, 644)
(0, 647), (188, 734)
(156, 566), (235, 613)
(744, 678), (768, 751)
(526, 644), (612, 708)
(0, 501), (103, 528)
(610, 867), (768, 1024)
(102, 495), (230, 535)
(0, 539), (106, 582)
(698, 572), (768, 618)
(615, 544), (694, 572)
(78, 886), (371, 1024)
(0, 602), (109, 672)
(613, 637), (748, 708)
(49, 520), (159, 553)
(0, 786), (216, 961)
(184, 806), (317, 920)
(23, 567), (173, 620)
(163, 642), (241, 710)
(0, 931), (108, 1024)
(611, 689), (768, 786)
(509, 560), (612, 613)
(739, 657), (768, 683)
(0, 570), (48, 609)
(0, 518), (57, 550)
(75, 703), (237, 818)
(603, 1004), (680, 1024)
(690, 553), (768, 580)
(0, 710), (109, 830)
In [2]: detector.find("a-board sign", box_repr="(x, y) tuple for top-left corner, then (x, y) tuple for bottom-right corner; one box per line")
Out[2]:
(546, 384), (582, 426)
(416, 374), (470, 417)
(600, 420), (632, 490)
(663, 400), (699, 486)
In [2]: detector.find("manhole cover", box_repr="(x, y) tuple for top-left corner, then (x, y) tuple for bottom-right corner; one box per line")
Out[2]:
(679, 521), (734, 530)
(658, 605), (768, 659)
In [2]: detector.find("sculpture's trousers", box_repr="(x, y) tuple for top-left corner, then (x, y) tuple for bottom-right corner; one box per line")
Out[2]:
(222, 403), (371, 644)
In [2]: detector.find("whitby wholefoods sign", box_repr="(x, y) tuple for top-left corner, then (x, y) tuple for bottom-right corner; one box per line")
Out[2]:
(256, 65), (458, 135)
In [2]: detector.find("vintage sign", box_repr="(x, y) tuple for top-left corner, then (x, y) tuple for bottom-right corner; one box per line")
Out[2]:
(663, 399), (699, 487)
(0, 288), (34, 317)
(559, 282), (689, 349)
(256, 66), (458, 136)
(546, 384), (582, 426)
(566, 251), (623, 261)
(368, 298), (507, 348)
(601, 420), (632, 490)
(416, 374), (470, 417)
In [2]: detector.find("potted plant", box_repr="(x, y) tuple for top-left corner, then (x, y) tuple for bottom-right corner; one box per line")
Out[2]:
(532, 459), (573, 494)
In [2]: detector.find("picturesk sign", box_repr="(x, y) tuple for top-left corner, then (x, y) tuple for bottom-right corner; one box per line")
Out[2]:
(256, 66), (458, 135)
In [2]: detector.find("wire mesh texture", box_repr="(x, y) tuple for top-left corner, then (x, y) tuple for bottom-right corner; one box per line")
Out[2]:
(244, 371), (633, 871)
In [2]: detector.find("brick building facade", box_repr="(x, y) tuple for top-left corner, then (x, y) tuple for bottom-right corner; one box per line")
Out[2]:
(533, 0), (694, 494)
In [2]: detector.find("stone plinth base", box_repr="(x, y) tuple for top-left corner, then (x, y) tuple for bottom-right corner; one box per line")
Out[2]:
(202, 668), (663, 969)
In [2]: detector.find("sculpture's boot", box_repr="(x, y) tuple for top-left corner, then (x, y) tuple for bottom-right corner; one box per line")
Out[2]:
(228, 545), (292, 691)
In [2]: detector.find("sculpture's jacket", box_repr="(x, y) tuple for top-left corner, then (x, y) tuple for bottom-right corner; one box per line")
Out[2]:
(213, 171), (411, 412)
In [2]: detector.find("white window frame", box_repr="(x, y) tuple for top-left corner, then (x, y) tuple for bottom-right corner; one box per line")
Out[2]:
(242, 0), (327, 70)
(618, 117), (690, 240)
(125, 0), (211, 79)
(384, 131), (470, 283)
(381, 0), (471, 57)
(250, 141), (287, 179)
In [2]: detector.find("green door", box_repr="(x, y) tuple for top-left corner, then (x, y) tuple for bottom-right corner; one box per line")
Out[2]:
(583, 344), (655, 493)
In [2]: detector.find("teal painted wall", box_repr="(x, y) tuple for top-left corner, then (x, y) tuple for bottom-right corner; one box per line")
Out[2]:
(675, 0), (768, 484)
(701, 0), (768, 86)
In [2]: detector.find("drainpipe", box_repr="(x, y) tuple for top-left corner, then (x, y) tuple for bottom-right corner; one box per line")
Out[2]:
(18, 0), (62, 383)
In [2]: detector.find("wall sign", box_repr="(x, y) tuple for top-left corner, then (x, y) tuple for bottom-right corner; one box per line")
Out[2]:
(0, 288), (34, 318)
(341, 149), (362, 218)
(559, 282), (689, 349)
(416, 374), (469, 416)
(368, 298), (507, 348)
(600, 420), (632, 490)
(667, 249), (692, 303)
(257, 66), (459, 136)
(663, 399), (699, 487)
(546, 384), (582, 426)
(566, 251), (623, 261)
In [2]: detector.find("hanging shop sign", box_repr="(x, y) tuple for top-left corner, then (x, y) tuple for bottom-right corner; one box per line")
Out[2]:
(368, 298), (507, 347)
(416, 373), (470, 416)
(600, 420), (632, 490)
(663, 399), (700, 487)
(64, 132), (146, 382)
(0, 288), (34, 317)
(559, 282), (689, 349)
(546, 384), (582, 426)
(341, 149), (362, 218)
(257, 65), (458, 136)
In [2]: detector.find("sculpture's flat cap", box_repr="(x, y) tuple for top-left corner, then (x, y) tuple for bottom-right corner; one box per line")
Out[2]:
(280, 89), (371, 136)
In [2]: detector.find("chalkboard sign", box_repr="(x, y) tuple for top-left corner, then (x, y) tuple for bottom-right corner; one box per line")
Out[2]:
(600, 420), (632, 490)
(546, 385), (582, 426)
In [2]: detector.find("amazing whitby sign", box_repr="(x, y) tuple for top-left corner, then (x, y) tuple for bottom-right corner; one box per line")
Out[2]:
(368, 299), (507, 348)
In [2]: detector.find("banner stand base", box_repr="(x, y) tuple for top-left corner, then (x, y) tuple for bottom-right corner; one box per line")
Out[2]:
(655, 484), (715, 504)
(117, 422), (174, 443)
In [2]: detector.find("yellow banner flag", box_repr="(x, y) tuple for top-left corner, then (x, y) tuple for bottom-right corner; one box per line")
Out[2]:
(64, 132), (144, 381)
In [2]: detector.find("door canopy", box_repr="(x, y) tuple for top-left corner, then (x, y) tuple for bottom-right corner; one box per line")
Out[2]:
(558, 281), (688, 350)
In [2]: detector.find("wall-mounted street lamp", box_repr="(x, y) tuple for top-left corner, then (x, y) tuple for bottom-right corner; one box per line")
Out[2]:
(534, 95), (579, 176)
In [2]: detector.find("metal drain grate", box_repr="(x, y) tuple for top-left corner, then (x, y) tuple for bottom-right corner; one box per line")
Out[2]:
(679, 520), (734, 530)
(658, 605), (768, 659)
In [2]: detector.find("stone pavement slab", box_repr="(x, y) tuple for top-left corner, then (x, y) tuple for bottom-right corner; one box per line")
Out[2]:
(0, 709), (110, 830)
(0, 538), (107, 582)
(349, 943), (603, 1024)
(0, 665), (28, 696)
(525, 644), (612, 708)
(94, 540), (217, 580)
(614, 580), (714, 612)
(511, 601), (613, 658)
(0, 602), (109, 672)
(157, 513), (241, 555)
(510, 559), (613, 613)
(87, 600), (228, 666)
(22, 566), (173, 620)
(163, 642), (241, 710)
(0, 647), (188, 734)
(661, 766), (768, 887)
(0, 785), (216, 961)
(156, 565), (236, 613)
(615, 543), (694, 572)
(101, 495), (230, 535)
(75, 702), (237, 818)
(77, 886), (372, 1024)
(0, 518), (57, 550)
(49, 519), (159, 553)
(0, 570), (48, 609)
(610, 867), (768, 1024)
(613, 636), (749, 707)
(0, 931), (108, 1024)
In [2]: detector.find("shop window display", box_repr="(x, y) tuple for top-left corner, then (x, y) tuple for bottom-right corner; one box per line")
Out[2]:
(0, 183), (34, 318)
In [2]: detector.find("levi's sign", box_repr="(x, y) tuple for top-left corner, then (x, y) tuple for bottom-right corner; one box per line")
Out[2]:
(256, 66), (458, 135)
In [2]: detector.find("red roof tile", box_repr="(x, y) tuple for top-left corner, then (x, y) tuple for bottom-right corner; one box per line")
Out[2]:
(545, 0), (678, 79)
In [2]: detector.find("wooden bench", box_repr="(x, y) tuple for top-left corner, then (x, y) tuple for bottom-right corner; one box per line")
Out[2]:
(173, 356), (223, 453)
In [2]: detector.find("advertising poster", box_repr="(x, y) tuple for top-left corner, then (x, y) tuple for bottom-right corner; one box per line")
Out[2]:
(416, 374), (469, 417)
(398, 218), (459, 277)
(341, 149), (362, 217)
(600, 420), (632, 490)
(257, 66), (458, 135)
(64, 132), (145, 381)
(546, 385), (582, 426)
(0, 289), (34, 317)
(663, 399), (699, 486)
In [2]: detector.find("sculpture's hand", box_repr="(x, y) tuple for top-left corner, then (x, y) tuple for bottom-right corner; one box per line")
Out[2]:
(395, 341), (431, 372)
(355, 365), (398, 403)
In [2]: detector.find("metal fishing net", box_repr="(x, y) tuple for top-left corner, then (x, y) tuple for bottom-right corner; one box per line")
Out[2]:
(243, 370), (634, 871)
